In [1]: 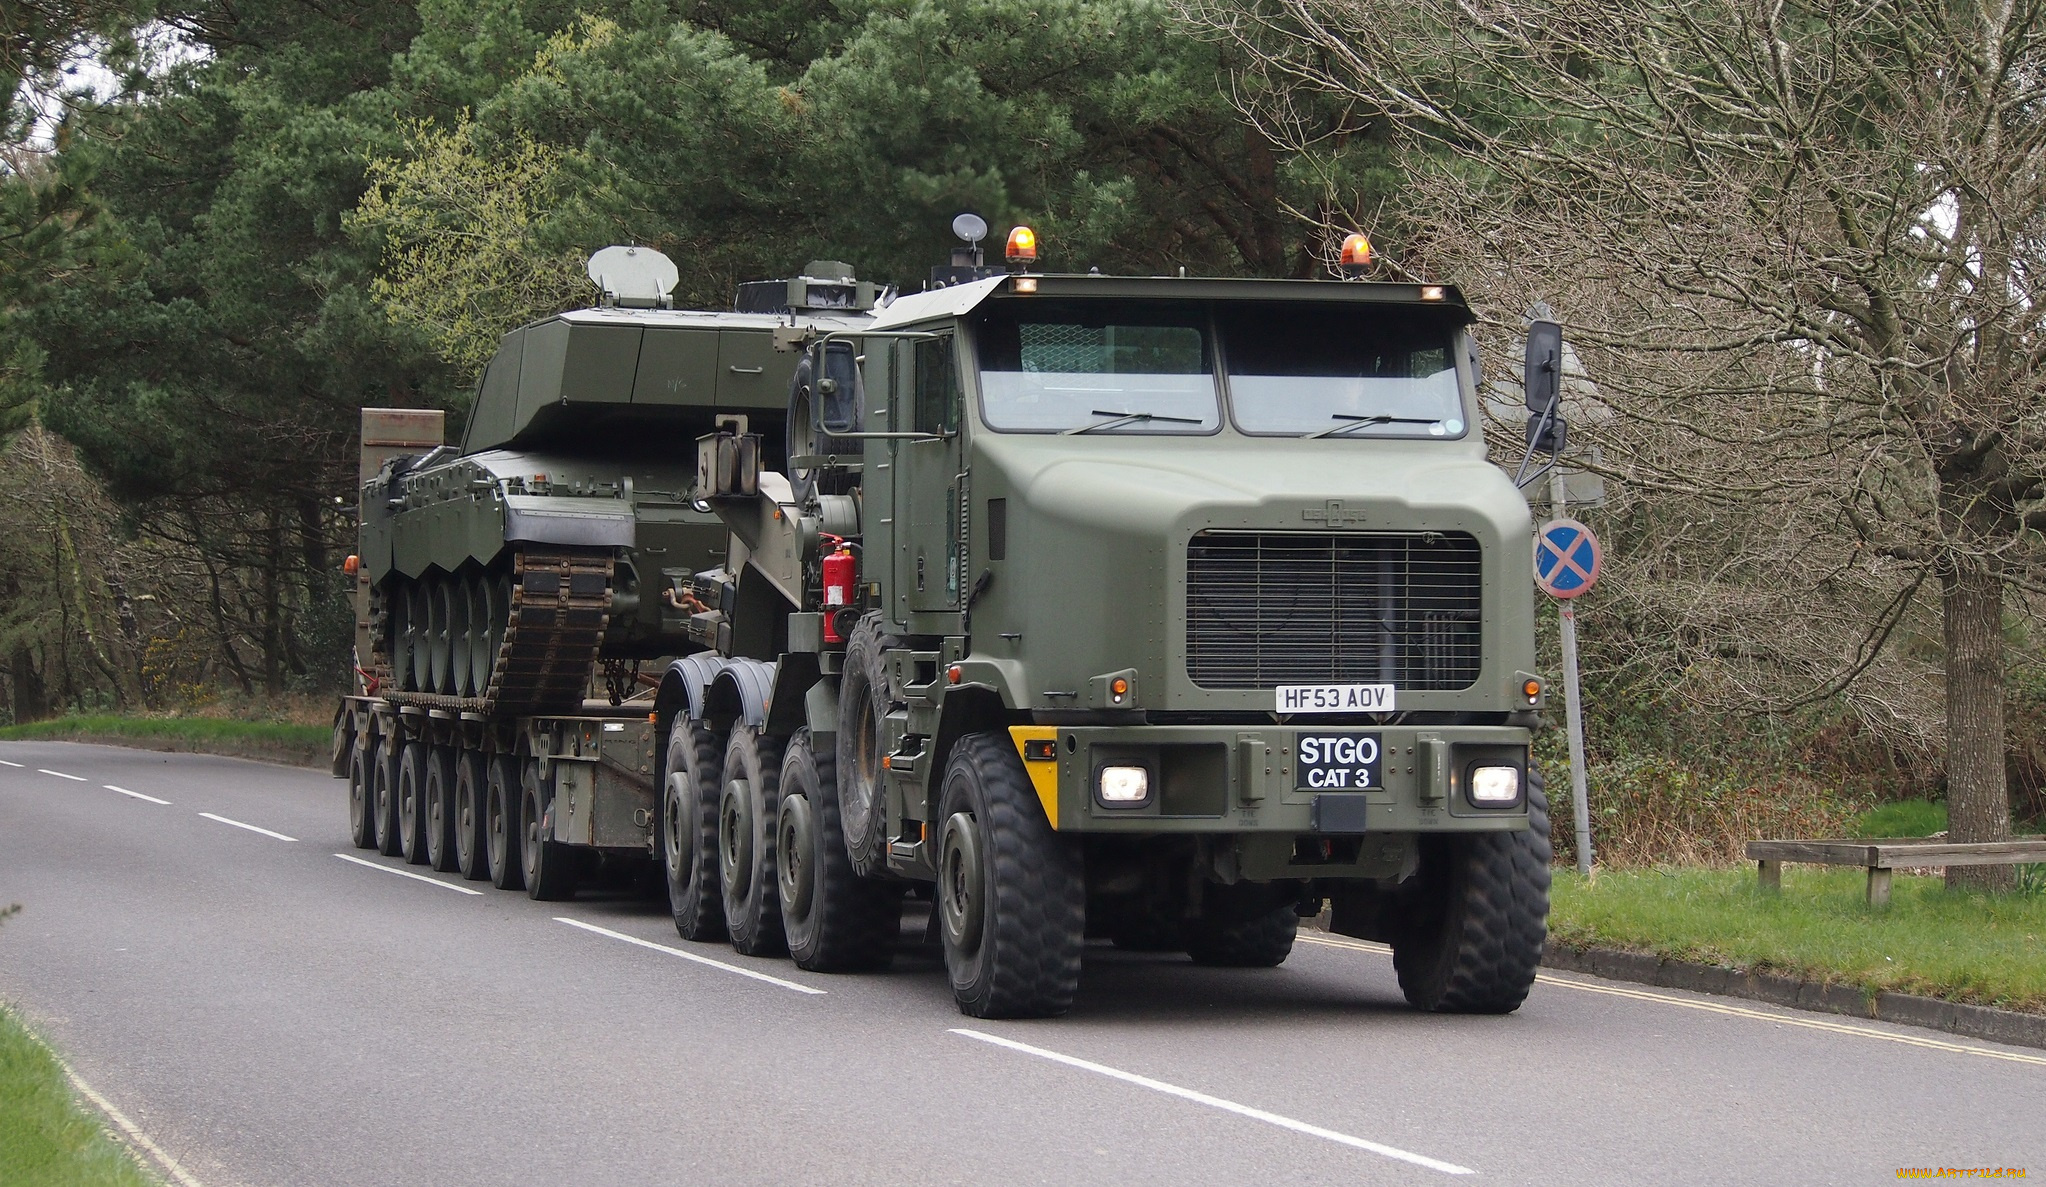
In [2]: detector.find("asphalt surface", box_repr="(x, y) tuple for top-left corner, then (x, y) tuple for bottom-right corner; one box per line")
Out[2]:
(1, 740), (2039, 1187)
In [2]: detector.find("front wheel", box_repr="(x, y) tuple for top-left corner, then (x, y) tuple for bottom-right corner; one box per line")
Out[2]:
(1390, 771), (1552, 1013)
(936, 733), (1085, 1019)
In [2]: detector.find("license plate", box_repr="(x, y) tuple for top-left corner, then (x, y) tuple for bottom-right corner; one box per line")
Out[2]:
(1296, 733), (1383, 790)
(1276, 683), (1395, 714)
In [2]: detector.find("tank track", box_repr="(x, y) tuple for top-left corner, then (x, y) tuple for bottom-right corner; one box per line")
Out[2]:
(379, 546), (614, 716)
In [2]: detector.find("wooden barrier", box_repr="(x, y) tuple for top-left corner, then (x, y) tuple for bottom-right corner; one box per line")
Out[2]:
(1746, 839), (2046, 906)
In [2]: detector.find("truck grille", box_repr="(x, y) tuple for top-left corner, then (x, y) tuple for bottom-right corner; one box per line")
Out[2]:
(1186, 531), (1483, 691)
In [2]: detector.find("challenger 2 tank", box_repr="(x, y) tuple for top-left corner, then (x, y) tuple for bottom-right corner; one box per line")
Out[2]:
(351, 248), (878, 713)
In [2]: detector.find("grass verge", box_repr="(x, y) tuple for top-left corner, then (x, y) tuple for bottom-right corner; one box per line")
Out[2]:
(0, 1006), (158, 1187)
(1549, 866), (2046, 1014)
(0, 716), (329, 768)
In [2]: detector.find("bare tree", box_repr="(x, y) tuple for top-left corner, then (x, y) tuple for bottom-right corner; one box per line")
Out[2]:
(1189, 0), (2046, 886)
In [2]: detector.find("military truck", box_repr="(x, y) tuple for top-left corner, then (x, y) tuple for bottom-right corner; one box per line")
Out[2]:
(335, 232), (1555, 1021)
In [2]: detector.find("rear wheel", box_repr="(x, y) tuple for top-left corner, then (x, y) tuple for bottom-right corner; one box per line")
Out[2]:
(487, 754), (524, 891)
(777, 729), (901, 972)
(374, 740), (403, 856)
(424, 743), (458, 873)
(718, 725), (786, 957)
(522, 758), (579, 901)
(397, 740), (430, 865)
(661, 717), (726, 941)
(454, 748), (490, 880)
(1185, 886), (1298, 968)
(936, 733), (1085, 1018)
(347, 735), (379, 850)
(836, 613), (901, 878)
(1391, 771), (1552, 1013)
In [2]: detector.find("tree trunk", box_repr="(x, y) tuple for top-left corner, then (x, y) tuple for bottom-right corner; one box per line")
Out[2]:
(1941, 558), (2013, 891)
(8, 643), (48, 723)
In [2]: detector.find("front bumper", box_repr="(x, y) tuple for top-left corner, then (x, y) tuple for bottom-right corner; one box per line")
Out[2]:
(1011, 723), (1530, 836)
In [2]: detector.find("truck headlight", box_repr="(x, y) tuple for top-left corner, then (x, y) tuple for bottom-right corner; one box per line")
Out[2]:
(1468, 765), (1521, 806)
(1097, 765), (1150, 806)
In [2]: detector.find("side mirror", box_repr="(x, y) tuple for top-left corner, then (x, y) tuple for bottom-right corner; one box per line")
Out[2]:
(1523, 319), (1562, 414)
(1526, 414), (1568, 456)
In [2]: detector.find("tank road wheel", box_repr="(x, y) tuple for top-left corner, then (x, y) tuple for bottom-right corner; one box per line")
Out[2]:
(486, 753), (525, 891)
(522, 758), (579, 901)
(936, 733), (1085, 1019)
(777, 729), (901, 972)
(428, 579), (456, 694)
(836, 612), (902, 878)
(465, 574), (494, 697)
(718, 725), (787, 957)
(1185, 884), (1298, 968)
(448, 578), (472, 697)
(454, 748), (491, 880)
(661, 717), (727, 942)
(386, 586), (414, 693)
(424, 742), (459, 873)
(1391, 771), (1552, 1014)
(406, 583), (432, 693)
(398, 739), (431, 865)
(374, 737), (404, 856)
(347, 734), (379, 850)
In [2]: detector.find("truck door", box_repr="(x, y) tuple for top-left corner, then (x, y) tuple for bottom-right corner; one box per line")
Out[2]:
(894, 335), (965, 627)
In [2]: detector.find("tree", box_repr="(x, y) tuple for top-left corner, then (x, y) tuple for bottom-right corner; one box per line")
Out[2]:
(1194, 0), (2046, 886)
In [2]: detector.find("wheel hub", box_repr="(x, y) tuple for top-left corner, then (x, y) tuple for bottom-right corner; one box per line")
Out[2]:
(939, 811), (984, 952)
(719, 779), (753, 900)
(664, 771), (693, 877)
(777, 793), (816, 916)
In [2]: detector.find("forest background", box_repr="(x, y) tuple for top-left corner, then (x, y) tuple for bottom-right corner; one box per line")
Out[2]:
(5, 0), (2045, 871)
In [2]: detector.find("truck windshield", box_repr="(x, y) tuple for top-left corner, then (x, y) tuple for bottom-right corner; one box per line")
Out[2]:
(974, 302), (1219, 433)
(1220, 305), (1465, 438)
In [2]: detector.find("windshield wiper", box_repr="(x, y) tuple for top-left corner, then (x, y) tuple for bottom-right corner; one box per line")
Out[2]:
(1309, 413), (1445, 439)
(1063, 409), (1207, 435)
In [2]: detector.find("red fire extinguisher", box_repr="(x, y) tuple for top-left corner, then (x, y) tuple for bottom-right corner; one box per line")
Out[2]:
(822, 542), (856, 643)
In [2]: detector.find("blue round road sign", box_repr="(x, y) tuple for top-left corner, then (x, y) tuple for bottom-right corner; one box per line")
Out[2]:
(1534, 517), (1601, 599)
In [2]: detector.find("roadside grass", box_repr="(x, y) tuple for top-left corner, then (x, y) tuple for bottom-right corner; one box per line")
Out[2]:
(1549, 866), (2046, 1014)
(0, 1006), (157, 1187)
(0, 715), (329, 767)
(1851, 798), (1948, 838)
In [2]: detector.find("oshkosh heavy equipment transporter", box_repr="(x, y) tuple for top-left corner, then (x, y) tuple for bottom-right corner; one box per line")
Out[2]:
(335, 233), (1555, 1020)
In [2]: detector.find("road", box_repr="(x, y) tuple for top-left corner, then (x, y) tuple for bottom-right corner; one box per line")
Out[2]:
(1, 740), (2038, 1186)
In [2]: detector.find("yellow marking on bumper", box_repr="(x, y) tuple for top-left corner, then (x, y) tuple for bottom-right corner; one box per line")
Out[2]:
(1008, 726), (1059, 829)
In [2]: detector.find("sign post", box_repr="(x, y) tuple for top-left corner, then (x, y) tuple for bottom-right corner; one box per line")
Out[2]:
(1534, 478), (1601, 876)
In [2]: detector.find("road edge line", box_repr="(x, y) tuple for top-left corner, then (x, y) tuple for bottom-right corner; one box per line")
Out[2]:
(65, 1065), (207, 1187)
(950, 1028), (1474, 1175)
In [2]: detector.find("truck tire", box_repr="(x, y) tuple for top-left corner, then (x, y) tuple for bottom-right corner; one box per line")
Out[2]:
(487, 753), (525, 891)
(661, 717), (727, 941)
(454, 748), (490, 880)
(936, 733), (1085, 1019)
(522, 758), (579, 901)
(1391, 771), (1551, 1013)
(374, 739), (403, 856)
(424, 742), (459, 873)
(719, 725), (787, 956)
(837, 612), (900, 878)
(347, 735), (379, 850)
(1186, 888), (1298, 968)
(398, 739), (429, 864)
(777, 729), (901, 972)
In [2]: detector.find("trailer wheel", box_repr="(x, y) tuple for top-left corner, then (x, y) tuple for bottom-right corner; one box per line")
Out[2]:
(486, 753), (524, 891)
(397, 740), (431, 865)
(837, 612), (901, 878)
(423, 742), (458, 872)
(454, 748), (490, 880)
(374, 738), (403, 856)
(1185, 886), (1298, 968)
(661, 717), (728, 941)
(1391, 771), (1551, 1013)
(347, 733), (379, 850)
(719, 725), (787, 957)
(522, 758), (579, 901)
(777, 729), (901, 972)
(936, 733), (1085, 1019)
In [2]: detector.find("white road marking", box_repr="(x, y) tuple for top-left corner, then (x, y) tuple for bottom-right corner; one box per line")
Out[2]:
(39, 768), (87, 781)
(1297, 932), (2046, 1068)
(105, 784), (170, 805)
(333, 852), (483, 894)
(0, 758), (22, 767)
(64, 1064), (207, 1187)
(198, 812), (296, 842)
(951, 1028), (1475, 1175)
(555, 917), (827, 996)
